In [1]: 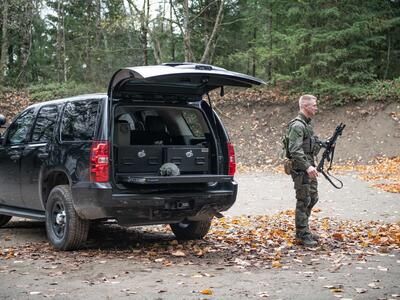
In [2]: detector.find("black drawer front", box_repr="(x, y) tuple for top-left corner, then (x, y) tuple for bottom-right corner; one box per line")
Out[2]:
(117, 146), (162, 173)
(117, 146), (209, 174)
(166, 147), (209, 173)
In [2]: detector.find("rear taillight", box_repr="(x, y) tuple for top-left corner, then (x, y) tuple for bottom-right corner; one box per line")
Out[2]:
(227, 142), (236, 176)
(90, 141), (110, 183)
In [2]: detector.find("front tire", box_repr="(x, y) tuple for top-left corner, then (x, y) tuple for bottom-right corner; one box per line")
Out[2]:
(46, 185), (89, 250)
(170, 218), (212, 240)
(0, 215), (12, 227)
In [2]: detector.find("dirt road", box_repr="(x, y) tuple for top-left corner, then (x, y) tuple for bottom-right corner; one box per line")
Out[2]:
(0, 173), (399, 300)
(231, 173), (399, 222)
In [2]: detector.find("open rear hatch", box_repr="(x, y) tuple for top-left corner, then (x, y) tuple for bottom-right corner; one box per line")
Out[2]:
(108, 63), (265, 99)
(109, 63), (264, 186)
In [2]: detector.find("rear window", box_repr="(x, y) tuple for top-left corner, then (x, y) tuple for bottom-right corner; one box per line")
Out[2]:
(114, 106), (210, 146)
(60, 100), (100, 142)
(31, 105), (60, 143)
(182, 110), (205, 138)
(6, 108), (36, 144)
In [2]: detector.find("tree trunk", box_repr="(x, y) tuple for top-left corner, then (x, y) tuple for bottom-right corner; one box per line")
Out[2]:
(94, 0), (102, 80)
(200, 0), (224, 64)
(0, 0), (9, 84)
(183, 0), (194, 62)
(15, 1), (34, 85)
(252, 27), (256, 77)
(142, 0), (149, 65)
(151, 37), (162, 64)
(84, 2), (94, 82)
(62, 8), (67, 82)
(56, 1), (66, 82)
(169, 0), (175, 61)
(384, 32), (391, 80)
(266, 2), (273, 81)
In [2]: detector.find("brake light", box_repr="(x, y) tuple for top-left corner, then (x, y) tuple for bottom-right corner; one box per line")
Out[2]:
(227, 142), (236, 176)
(90, 141), (110, 183)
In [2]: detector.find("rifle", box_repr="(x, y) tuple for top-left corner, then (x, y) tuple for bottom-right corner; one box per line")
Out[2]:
(317, 123), (346, 189)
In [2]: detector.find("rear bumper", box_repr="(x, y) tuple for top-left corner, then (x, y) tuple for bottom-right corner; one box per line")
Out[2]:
(71, 181), (237, 224)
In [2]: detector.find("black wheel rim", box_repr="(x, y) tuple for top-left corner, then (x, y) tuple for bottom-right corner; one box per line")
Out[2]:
(51, 199), (66, 239)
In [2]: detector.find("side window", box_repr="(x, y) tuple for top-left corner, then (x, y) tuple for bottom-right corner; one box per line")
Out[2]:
(60, 100), (100, 142)
(182, 110), (205, 138)
(31, 105), (59, 143)
(6, 109), (36, 145)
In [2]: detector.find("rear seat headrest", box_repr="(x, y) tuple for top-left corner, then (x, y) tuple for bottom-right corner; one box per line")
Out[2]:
(146, 116), (166, 133)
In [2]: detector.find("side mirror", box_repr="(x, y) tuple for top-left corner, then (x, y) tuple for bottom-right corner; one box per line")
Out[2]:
(0, 114), (6, 127)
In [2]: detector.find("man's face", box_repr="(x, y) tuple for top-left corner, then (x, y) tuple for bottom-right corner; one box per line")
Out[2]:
(304, 99), (318, 117)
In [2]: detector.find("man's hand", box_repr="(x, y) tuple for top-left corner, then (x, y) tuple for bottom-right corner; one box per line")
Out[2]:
(306, 166), (318, 178)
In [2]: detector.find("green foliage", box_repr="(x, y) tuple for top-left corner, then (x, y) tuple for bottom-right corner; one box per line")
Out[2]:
(310, 78), (400, 106)
(359, 78), (400, 102)
(28, 81), (104, 102)
(0, 0), (399, 103)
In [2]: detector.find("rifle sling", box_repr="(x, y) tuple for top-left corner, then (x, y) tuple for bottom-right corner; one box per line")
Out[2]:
(317, 145), (344, 189)
(320, 168), (344, 189)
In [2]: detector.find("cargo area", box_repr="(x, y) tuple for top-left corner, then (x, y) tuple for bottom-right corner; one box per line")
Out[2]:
(112, 104), (230, 186)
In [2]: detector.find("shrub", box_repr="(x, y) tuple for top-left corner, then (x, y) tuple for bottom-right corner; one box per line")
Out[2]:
(28, 81), (105, 102)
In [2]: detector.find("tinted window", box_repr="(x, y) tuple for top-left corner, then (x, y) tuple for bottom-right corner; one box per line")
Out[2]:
(60, 100), (99, 141)
(182, 111), (205, 137)
(6, 109), (36, 144)
(31, 105), (59, 142)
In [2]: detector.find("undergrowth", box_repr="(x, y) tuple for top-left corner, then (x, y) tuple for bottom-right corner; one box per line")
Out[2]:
(27, 81), (105, 102)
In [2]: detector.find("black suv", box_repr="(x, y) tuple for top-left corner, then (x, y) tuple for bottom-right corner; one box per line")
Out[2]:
(0, 63), (263, 250)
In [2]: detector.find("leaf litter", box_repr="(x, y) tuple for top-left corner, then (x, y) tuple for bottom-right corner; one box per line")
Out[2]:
(1, 211), (399, 271)
(333, 156), (400, 193)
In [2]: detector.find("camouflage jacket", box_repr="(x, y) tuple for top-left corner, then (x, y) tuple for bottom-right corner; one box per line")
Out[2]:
(287, 113), (323, 171)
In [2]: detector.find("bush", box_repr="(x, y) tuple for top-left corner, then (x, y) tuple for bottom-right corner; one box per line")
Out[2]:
(28, 81), (105, 102)
(360, 78), (400, 102)
(271, 78), (400, 106)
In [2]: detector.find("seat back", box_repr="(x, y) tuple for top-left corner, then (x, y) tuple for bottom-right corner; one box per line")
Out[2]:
(114, 121), (130, 145)
(144, 116), (171, 145)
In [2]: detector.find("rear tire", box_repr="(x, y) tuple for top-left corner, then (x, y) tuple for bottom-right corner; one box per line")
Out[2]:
(0, 215), (12, 227)
(170, 218), (212, 240)
(45, 185), (89, 250)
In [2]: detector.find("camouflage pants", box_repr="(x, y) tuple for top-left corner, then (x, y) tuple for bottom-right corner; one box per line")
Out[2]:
(291, 172), (318, 238)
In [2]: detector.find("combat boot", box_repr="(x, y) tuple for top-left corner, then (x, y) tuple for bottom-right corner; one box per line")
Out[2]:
(297, 235), (318, 247)
(310, 233), (320, 241)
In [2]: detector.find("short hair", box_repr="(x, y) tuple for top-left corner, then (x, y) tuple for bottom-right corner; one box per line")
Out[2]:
(299, 94), (317, 109)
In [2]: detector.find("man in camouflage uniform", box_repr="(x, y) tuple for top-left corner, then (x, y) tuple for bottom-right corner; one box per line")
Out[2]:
(287, 94), (324, 247)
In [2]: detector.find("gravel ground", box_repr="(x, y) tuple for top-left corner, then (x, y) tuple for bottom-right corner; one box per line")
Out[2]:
(0, 173), (399, 300)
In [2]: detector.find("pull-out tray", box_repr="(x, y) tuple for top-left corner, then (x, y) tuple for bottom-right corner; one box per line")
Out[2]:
(116, 173), (233, 184)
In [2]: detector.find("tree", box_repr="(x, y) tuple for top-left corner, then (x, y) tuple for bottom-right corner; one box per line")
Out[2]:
(0, 0), (9, 84)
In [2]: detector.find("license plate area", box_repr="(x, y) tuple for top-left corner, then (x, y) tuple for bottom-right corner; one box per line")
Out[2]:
(164, 200), (193, 210)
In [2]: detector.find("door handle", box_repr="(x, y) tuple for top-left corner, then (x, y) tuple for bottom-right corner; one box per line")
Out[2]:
(10, 154), (21, 160)
(38, 153), (49, 159)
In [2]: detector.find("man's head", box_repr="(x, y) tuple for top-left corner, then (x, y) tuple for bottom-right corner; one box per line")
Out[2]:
(299, 94), (318, 118)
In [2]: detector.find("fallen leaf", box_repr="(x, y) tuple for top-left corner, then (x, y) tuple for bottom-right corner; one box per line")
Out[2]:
(200, 289), (213, 295)
(368, 282), (380, 289)
(171, 250), (186, 257)
(272, 261), (282, 268)
(258, 291), (269, 297)
(377, 266), (388, 271)
(355, 288), (367, 294)
(332, 233), (345, 241)
(29, 291), (42, 295)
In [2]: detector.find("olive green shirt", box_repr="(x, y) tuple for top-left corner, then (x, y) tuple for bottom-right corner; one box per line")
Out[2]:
(287, 113), (316, 171)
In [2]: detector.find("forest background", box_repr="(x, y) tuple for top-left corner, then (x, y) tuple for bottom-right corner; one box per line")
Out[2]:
(0, 0), (399, 104)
